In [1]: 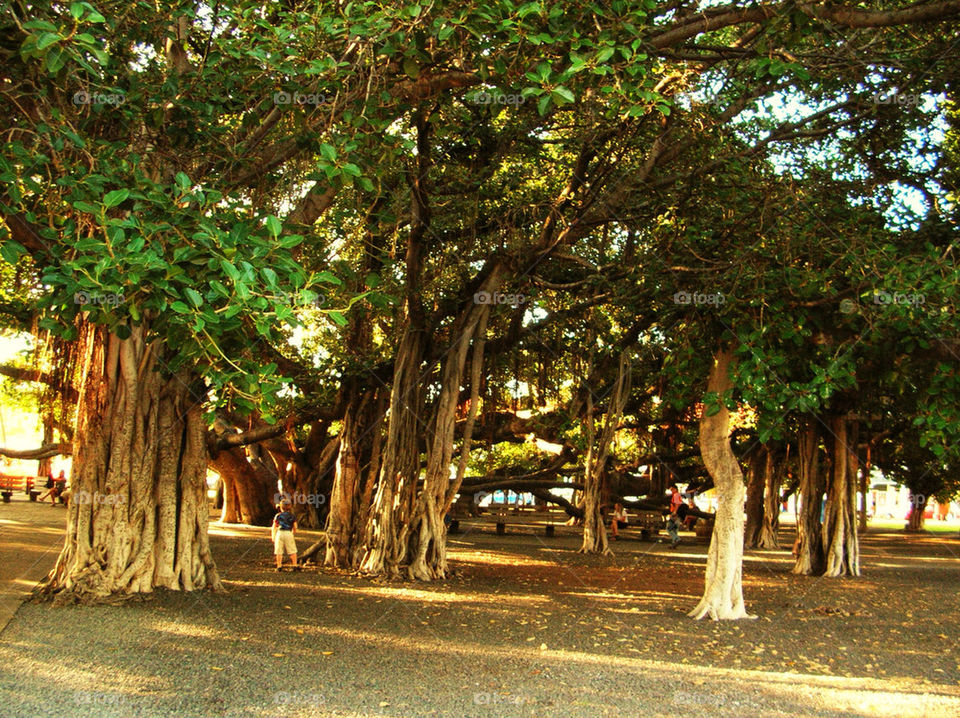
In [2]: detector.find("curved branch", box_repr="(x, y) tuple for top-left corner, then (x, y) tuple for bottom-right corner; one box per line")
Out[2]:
(0, 443), (71, 460)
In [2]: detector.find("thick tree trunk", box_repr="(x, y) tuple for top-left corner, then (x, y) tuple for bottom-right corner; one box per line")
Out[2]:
(792, 419), (825, 575)
(208, 446), (276, 525)
(821, 415), (860, 577)
(906, 494), (927, 531)
(758, 446), (782, 549)
(324, 390), (382, 568)
(689, 348), (754, 620)
(743, 449), (765, 548)
(358, 330), (424, 577)
(38, 323), (221, 601)
(219, 471), (240, 523)
(406, 288), (496, 580)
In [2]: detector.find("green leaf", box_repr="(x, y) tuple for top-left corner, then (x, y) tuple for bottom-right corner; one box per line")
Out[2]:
(35, 32), (61, 51)
(265, 215), (282, 237)
(319, 144), (338, 162)
(315, 270), (342, 285)
(550, 86), (575, 105)
(170, 301), (192, 314)
(103, 189), (130, 208)
(184, 287), (204, 308)
(0, 241), (27, 264)
(220, 259), (240, 280)
(327, 310), (348, 326)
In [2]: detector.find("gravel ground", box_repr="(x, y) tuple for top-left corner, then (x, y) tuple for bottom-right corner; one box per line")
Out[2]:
(0, 516), (958, 717)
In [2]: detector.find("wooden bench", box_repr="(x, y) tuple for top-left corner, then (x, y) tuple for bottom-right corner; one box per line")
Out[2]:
(486, 515), (568, 537)
(0, 475), (34, 502)
(626, 510), (663, 540)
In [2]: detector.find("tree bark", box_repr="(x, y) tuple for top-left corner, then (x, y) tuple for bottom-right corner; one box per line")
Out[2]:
(906, 493), (927, 531)
(38, 323), (221, 601)
(37, 414), (55, 477)
(406, 283), (497, 580)
(743, 448), (765, 548)
(758, 446), (782, 548)
(219, 471), (240, 524)
(792, 418), (825, 575)
(324, 389), (382, 568)
(358, 329), (424, 577)
(821, 415), (860, 577)
(858, 444), (871, 532)
(579, 352), (630, 555)
(208, 446), (277, 525)
(689, 348), (754, 620)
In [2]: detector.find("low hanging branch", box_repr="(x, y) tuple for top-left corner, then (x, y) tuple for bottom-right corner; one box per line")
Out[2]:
(0, 443), (72, 460)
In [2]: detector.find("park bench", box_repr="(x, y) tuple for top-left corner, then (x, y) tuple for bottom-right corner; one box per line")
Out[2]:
(624, 510), (663, 540)
(0, 475), (41, 502)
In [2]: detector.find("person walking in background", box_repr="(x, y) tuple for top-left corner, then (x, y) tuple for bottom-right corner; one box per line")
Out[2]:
(666, 484), (683, 548)
(271, 500), (300, 572)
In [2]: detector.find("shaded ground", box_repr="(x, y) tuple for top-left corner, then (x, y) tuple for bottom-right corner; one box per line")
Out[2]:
(0, 500), (958, 717)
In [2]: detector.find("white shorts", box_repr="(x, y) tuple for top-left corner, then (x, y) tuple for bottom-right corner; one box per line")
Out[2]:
(274, 530), (297, 555)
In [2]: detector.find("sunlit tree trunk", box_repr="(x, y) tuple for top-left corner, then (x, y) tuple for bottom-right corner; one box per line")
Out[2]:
(39, 322), (221, 601)
(690, 348), (754, 621)
(358, 330), (424, 577)
(821, 415), (860, 577)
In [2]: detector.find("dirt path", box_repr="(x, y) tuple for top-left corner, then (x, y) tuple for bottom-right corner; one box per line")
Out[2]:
(0, 510), (957, 716)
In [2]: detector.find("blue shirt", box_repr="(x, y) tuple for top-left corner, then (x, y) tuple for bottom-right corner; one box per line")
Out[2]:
(274, 511), (295, 531)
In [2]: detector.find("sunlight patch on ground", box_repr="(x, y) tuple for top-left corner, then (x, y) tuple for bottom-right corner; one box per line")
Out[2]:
(148, 619), (232, 640)
(447, 548), (558, 568)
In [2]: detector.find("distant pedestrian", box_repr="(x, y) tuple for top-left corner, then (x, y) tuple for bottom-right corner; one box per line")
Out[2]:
(271, 501), (299, 572)
(666, 484), (683, 548)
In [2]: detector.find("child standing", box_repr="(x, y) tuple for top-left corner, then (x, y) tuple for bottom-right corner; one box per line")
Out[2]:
(271, 501), (299, 571)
